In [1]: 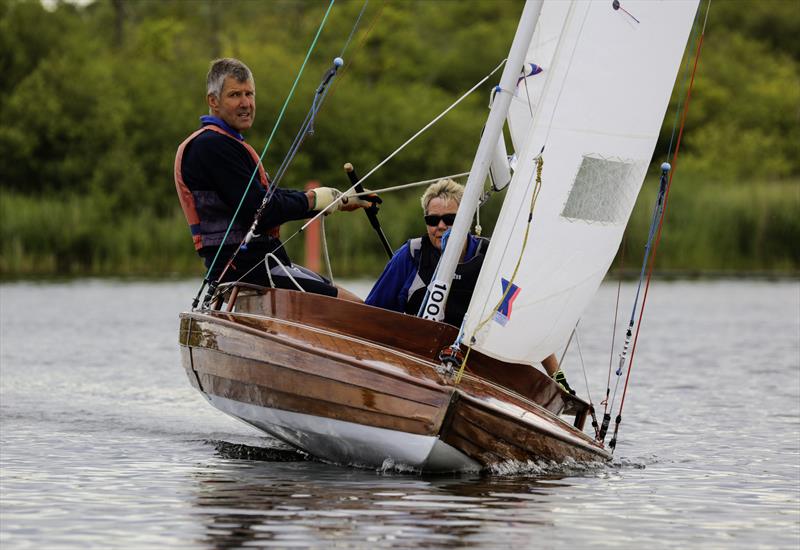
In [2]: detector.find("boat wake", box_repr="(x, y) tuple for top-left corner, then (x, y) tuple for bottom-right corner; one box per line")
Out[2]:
(487, 457), (608, 477)
(486, 455), (650, 477)
(207, 439), (310, 462)
(204, 436), (652, 476)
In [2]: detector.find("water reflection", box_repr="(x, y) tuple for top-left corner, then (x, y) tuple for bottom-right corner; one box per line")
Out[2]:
(2, 280), (797, 549)
(189, 450), (580, 548)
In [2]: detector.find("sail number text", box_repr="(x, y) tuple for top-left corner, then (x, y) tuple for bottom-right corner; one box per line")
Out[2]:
(423, 281), (448, 321)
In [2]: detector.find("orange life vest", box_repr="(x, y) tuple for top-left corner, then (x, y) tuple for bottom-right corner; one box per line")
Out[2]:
(174, 124), (278, 251)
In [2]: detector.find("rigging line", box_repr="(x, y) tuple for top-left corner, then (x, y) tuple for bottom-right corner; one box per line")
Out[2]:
(234, 55), (501, 291)
(455, 156), (544, 384)
(611, 0), (710, 451)
(272, 56), (343, 183)
(602, 233), (626, 412)
(598, 166), (668, 444)
(475, 197), (481, 236)
(521, 66), (534, 118)
(320, 216), (334, 285)
(574, 328), (592, 403)
(215, 4), (376, 297)
(626, 171), (668, 329)
(615, 171), (667, 389)
(215, 64), (486, 293)
(267, 58), (507, 255)
(558, 325), (578, 368)
(270, 68), (335, 192)
(339, 0), (369, 57)
(666, 1), (703, 161)
(574, 328), (599, 438)
(197, 0), (336, 302)
(349, 171), (471, 197)
(270, 106), (315, 188)
(317, 1), (386, 117)
(262, 52), (345, 209)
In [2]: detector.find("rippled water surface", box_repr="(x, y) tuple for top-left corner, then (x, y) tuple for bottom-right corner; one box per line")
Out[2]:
(1, 279), (798, 548)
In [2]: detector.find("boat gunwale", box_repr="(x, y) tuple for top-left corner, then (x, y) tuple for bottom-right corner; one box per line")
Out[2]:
(180, 310), (452, 394)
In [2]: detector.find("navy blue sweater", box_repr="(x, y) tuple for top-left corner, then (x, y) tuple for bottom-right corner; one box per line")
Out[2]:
(180, 117), (311, 276)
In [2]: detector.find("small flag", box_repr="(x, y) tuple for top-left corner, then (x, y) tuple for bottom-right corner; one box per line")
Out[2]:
(517, 63), (543, 86)
(494, 278), (521, 326)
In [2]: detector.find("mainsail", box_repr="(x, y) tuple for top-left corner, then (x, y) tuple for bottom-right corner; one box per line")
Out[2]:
(464, 0), (699, 365)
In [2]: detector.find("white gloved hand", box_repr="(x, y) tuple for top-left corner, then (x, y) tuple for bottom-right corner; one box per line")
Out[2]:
(311, 187), (343, 211)
(339, 188), (375, 211)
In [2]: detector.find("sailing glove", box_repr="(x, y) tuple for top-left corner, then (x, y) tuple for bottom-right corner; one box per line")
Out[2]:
(312, 187), (376, 212)
(311, 187), (343, 211)
(341, 188), (380, 211)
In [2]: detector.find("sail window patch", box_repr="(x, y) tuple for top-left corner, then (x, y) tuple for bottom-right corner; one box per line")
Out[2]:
(560, 155), (644, 224)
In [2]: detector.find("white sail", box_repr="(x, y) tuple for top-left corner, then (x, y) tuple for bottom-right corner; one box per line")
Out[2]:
(464, 0), (698, 365)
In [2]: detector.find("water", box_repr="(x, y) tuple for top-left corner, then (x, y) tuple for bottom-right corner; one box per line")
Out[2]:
(1, 279), (798, 548)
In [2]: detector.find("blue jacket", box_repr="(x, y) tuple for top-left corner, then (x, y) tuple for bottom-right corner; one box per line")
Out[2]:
(365, 234), (483, 314)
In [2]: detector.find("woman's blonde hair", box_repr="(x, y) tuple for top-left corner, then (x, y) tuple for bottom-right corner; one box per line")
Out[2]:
(420, 179), (464, 213)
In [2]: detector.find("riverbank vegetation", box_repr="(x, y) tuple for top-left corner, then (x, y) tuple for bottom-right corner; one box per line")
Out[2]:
(1, 0), (798, 280)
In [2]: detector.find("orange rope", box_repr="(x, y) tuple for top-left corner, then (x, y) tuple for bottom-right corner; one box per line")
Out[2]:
(615, 6), (708, 421)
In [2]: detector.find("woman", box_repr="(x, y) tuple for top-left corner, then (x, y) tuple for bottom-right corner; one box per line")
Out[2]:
(365, 178), (575, 393)
(365, 179), (488, 327)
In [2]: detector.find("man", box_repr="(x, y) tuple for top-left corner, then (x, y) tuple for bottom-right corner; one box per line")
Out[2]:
(174, 58), (367, 295)
(365, 178), (575, 394)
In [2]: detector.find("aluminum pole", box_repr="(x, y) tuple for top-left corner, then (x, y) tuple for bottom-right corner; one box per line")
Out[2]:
(421, 0), (544, 322)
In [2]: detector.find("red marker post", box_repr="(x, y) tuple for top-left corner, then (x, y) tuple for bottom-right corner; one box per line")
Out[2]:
(304, 180), (321, 273)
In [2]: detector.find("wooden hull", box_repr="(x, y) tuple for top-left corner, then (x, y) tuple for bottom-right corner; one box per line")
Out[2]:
(179, 288), (610, 471)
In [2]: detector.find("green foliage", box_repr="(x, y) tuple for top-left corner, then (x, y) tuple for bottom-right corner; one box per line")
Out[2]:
(0, 190), (199, 276)
(674, 0), (800, 181)
(0, 0), (797, 278)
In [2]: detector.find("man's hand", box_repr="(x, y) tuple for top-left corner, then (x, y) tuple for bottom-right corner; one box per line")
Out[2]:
(310, 187), (343, 211)
(309, 187), (381, 212)
(339, 188), (381, 212)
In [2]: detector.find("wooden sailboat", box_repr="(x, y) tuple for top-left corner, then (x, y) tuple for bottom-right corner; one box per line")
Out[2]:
(179, 0), (698, 472)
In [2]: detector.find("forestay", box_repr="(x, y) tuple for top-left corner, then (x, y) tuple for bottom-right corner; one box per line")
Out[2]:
(464, 0), (698, 365)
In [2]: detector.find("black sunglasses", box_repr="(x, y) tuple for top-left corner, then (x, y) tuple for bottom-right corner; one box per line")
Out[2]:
(424, 213), (457, 227)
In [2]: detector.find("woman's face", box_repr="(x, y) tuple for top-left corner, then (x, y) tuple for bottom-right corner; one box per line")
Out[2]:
(425, 197), (459, 250)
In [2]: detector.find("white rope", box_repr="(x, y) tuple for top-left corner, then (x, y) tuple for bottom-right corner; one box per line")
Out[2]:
(226, 170), (474, 290)
(264, 253), (305, 292)
(574, 327), (594, 404)
(294, 58), (507, 236)
(231, 57), (507, 289)
(320, 216), (334, 285)
(349, 171), (470, 197)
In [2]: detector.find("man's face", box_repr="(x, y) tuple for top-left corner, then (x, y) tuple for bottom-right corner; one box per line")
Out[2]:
(208, 76), (256, 132)
(425, 197), (459, 250)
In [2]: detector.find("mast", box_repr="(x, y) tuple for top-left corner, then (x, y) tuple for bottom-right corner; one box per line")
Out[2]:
(420, 0), (543, 323)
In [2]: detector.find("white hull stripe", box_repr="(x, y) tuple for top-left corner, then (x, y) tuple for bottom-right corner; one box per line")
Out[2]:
(208, 395), (481, 472)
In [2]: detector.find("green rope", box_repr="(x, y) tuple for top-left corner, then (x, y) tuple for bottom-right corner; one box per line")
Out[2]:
(202, 0), (336, 284)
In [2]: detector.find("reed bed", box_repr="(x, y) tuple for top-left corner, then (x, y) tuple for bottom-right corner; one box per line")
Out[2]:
(624, 177), (799, 274)
(1, 177), (797, 280)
